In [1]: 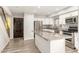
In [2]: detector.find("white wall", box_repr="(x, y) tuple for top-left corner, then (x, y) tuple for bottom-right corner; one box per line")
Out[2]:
(0, 6), (12, 52)
(24, 14), (34, 40)
(3, 6), (12, 16)
(12, 13), (24, 18)
(0, 16), (10, 52)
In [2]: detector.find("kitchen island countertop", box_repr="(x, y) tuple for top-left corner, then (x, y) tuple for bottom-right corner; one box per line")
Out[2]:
(34, 30), (68, 53)
(34, 31), (72, 41)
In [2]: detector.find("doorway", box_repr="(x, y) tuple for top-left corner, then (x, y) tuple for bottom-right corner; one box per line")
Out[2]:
(13, 17), (24, 38)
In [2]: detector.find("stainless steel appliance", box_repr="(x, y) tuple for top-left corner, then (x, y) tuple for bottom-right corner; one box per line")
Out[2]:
(34, 21), (43, 38)
(64, 16), (78, 49)
(65, 33), (75, 49)
(34, 21), (43, 32)
(65, 16), (78, 24)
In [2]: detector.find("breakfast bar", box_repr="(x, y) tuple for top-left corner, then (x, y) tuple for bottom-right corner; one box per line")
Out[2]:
(34, 30), (71, 53)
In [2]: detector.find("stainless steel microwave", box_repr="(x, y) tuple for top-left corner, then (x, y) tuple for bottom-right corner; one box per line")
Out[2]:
(65, 16), (78, 24)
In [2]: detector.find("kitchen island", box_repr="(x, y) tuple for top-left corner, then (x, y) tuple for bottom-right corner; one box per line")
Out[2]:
(34, 30), (72, 53)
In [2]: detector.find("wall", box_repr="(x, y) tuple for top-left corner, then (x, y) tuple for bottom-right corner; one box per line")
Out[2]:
(0, 6), (12, 52)
(24, 14), (34, 40)
(3, 7), (12, 16)
(0, 16), (10, 52)
(12, 13), (24, 18)
(2, 6), (13, 39)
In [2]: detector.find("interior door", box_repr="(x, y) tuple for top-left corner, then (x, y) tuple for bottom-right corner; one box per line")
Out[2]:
(14, 18), (23, 38)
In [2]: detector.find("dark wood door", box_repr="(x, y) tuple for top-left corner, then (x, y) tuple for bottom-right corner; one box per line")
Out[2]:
(14, 18), (23, 38)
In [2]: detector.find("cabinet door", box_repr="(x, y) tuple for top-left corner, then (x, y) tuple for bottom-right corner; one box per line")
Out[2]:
(55, 19), (59, 26)
(43, 18), (50, 25)
(35, 34), (50, 53)
(50, 39), (65, 53)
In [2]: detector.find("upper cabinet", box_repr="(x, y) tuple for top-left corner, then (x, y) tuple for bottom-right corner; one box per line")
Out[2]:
(59, 11), (78, 25)
(35, 17), (54, 25)
(53, 15), (59, 26)
(43, 18), (50, 25)
(50, 7), (78, 25)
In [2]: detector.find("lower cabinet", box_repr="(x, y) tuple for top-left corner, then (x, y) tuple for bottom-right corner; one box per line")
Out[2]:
(35, 34), (50, 53)
(35, 34), (65, 53)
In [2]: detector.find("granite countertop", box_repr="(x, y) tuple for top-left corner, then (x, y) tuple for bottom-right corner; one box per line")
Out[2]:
(34, 30), (72, 41)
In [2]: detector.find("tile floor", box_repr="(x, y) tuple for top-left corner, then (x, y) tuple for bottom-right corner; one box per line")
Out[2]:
(2, 38), (77, 53)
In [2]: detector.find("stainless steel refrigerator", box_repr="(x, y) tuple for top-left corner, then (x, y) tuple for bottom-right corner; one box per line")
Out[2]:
(34, 21), (43, 32)
(34, 21), (43, 39)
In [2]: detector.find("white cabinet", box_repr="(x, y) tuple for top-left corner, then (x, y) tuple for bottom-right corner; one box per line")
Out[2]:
(35, 18), (54, 25)
(59, 11), (78, 25)
(74, 33), (79, 50)
(50, 39), (65, 53)
(43, 18), (49, 25)
(43, 18), (53, 25)
(35, 34), (65, 53)
(35, 34), (50, 53)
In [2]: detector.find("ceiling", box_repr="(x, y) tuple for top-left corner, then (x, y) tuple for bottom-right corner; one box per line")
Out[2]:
(8, 6), (70, 17)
